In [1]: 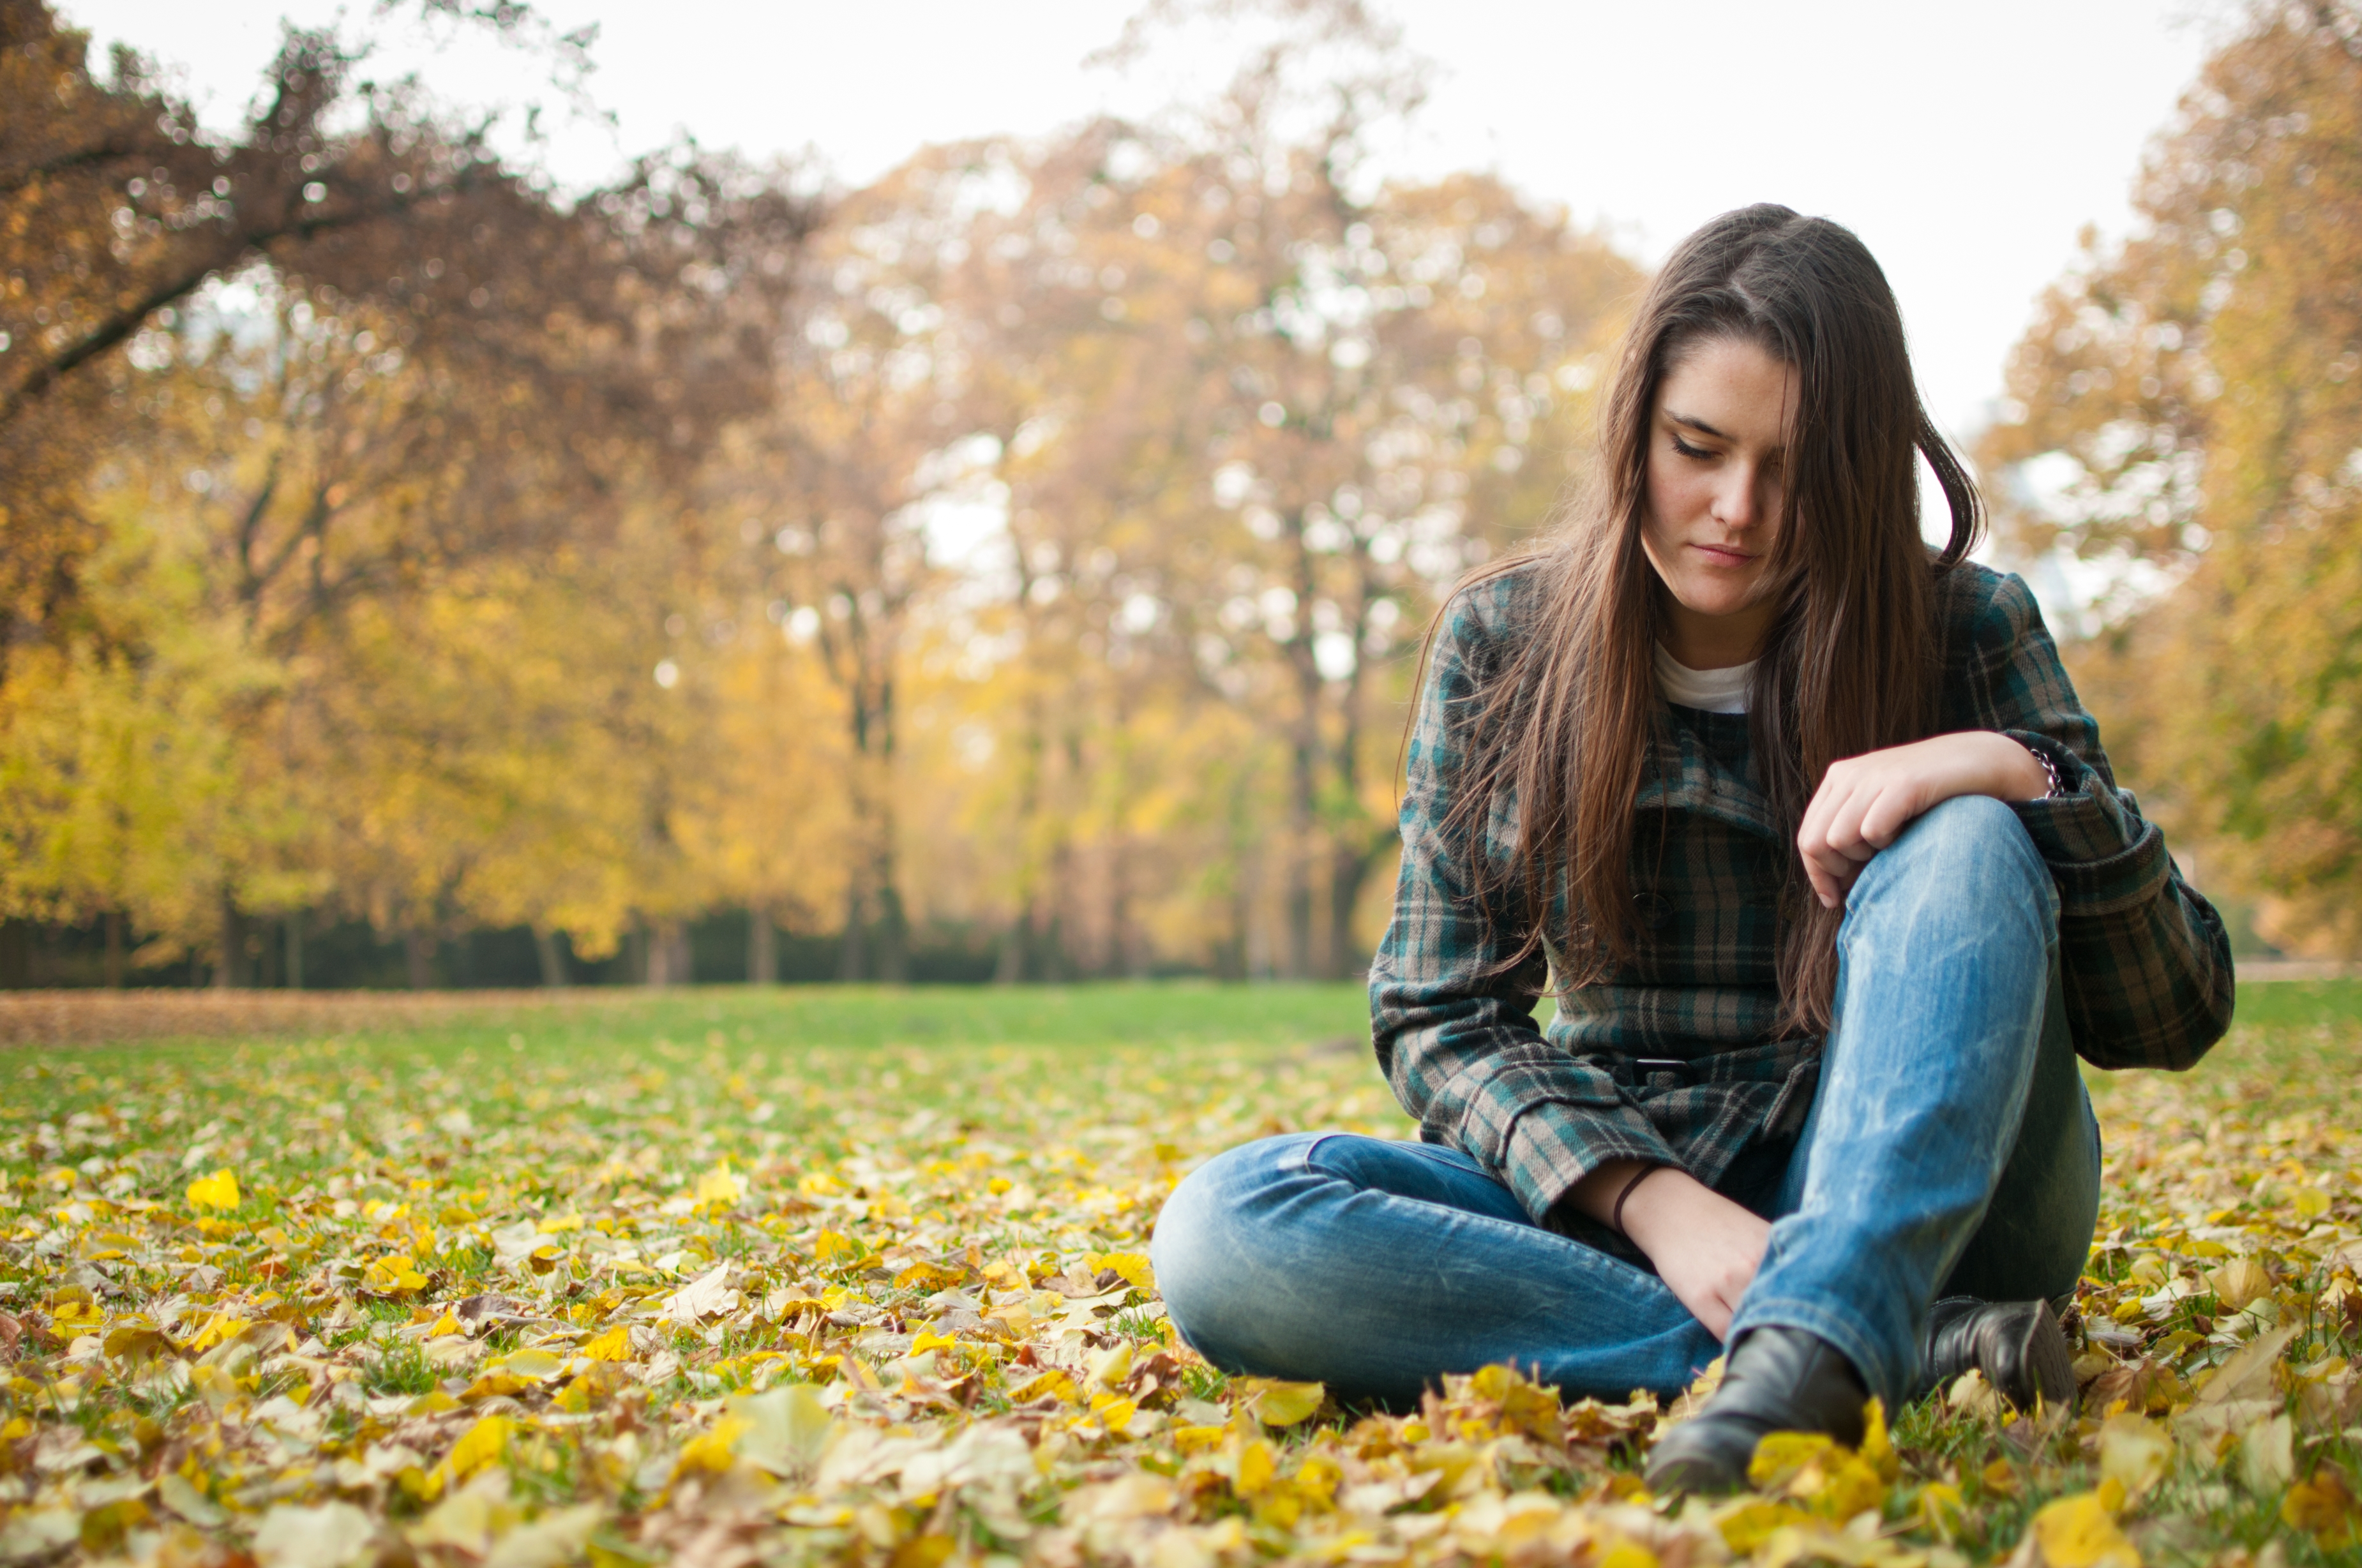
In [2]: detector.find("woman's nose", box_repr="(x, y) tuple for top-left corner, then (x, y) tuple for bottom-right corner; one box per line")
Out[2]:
(1713, 466), (1758, 528)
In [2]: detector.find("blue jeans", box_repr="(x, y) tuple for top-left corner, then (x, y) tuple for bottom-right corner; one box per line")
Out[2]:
(1152, 796), (2103, 1412)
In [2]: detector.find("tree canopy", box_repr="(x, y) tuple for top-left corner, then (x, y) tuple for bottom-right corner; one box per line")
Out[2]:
(0, 0), (1642, 986)
(1982, 0), (2362, 955)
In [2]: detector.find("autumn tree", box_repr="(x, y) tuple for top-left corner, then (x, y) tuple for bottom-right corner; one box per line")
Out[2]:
(926, 1), (1637, 979)
(1982, 0), (2362, 953)
(0, 0), (1652, 989)
(0, 1), (820, 982)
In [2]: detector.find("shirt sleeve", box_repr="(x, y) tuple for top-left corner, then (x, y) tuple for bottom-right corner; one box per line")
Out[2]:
(1369, 581), (1681, 1224)
(1953, 571), (2235, 1071)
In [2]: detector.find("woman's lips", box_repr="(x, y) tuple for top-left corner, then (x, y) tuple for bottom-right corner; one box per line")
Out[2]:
(1691, 542), (1757, 566)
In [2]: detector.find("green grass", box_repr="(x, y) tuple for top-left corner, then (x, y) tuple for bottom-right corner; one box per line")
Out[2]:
(4, 981), (2360, 1567)
(2225, 976), (2362, 1031)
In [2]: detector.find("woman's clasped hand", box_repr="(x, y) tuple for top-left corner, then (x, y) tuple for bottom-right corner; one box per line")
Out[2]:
(1570, 1161), (1769, 1341)
(1794, 731), (2056, 909)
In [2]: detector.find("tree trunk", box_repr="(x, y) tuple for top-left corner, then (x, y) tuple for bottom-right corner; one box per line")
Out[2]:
(1284, 661), (1323, 980)
(1108, 835), (1140, 978)
(532, 925), (568, 988)
(875, 881), (909, 984)
(647, 919), (689, 987)
(284, 911), (304, 990)
(993, 912), (1026, 985)
(214, 895), (244, 990)
(995, 698), (1048, 987)
(103, 909), (124, 990)
(873, 668), (908, 985)
(1283, 807), (1316, 980)
(403, 928), (435, 990)
(748, 906), (776, 985)
(1327, 839), (1382, 980)
(839, 885), (868, 982)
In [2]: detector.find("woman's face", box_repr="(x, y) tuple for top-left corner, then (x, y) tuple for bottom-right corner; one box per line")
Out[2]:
(1639, 335), (1796, 669)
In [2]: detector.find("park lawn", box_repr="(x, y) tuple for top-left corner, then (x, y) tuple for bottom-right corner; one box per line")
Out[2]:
(1, 982), (2358, 1568)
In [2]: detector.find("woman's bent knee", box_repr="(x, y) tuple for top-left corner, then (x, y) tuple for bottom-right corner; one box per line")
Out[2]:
(1852, 794), (2054, 929)
(1889, 795), (2038, 872)
(1150, 1134), (1316, 1363)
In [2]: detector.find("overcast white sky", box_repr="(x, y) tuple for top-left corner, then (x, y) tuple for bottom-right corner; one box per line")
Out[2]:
(62, 0), (2226, 445)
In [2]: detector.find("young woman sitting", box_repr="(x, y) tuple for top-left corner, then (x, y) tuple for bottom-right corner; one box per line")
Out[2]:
(1150, 203), (2232, 1494)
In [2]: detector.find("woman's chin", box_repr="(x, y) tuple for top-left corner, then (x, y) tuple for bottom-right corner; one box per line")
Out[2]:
(1669, 590), (1762, 625)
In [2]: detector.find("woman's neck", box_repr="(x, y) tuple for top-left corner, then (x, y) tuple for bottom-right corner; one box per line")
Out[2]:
(1659, 596), (1775, 671)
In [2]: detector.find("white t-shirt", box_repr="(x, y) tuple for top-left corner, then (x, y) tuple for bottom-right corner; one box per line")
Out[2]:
(1655, 645), (1755, 714)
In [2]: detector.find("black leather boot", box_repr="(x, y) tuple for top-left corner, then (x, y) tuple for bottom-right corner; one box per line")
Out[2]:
(1920, 1296), (2077, 1415)
(1644, 1326), (1870, 1496)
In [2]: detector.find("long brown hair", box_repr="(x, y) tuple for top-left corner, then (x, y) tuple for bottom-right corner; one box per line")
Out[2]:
(1440, 204), (1983, 1034)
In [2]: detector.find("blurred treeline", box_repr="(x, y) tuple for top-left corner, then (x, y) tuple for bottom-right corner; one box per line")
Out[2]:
(0, 0), (1641, 987)
(10, 0), (2361, 989)
(1979, 1), (2362, 962)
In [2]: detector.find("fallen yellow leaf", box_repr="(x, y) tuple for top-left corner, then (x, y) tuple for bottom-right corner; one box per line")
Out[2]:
(2206, 1258), (2274, 1313)
(1086, 1250), (1155, 1290)
(694, 1161), (746, 1206)
(1240, 1377), (1325, 1426)
(582, 1325), (632, 1362)
(1009, 1368), (1078, 1403)
(2285, 1467), (2361, 1548)
(2098, 1412), (2172, 1501)
(673, 1414), (748, 1478)
(184, 1169), (240, 1210)
(2031, 1491), (2140, 1568)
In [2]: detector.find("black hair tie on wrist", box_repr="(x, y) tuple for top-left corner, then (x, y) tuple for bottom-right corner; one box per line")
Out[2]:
(1611, 1164), (1660, 1237)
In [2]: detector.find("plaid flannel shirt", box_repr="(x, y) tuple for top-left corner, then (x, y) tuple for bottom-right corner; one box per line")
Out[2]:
(1369, 560), (2235, 1228)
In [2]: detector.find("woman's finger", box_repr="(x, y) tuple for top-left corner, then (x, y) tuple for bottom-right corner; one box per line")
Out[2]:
(1822, 782), (1888, 864)
(1854, 777), (1928, 850)
(1798, 837), (1849, 907)
(1798, 771), (1864, 861)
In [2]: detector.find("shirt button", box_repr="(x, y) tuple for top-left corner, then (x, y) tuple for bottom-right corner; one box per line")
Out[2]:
(1634, 892), (1672, 930)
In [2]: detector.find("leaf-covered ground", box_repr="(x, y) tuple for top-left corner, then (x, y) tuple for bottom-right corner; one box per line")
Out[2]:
(2, 982), (2358, 1568)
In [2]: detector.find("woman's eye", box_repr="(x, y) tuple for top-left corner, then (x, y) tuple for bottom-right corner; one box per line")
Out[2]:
(1670, 435), (1713, 460)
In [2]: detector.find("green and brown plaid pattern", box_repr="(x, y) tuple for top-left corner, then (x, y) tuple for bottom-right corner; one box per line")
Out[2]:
(1369, 562), (2235, 1227)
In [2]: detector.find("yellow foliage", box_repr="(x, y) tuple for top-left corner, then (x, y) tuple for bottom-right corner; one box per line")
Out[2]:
(1086, 1251), (1155, 1291)
(1237, 1377), (1325, 1427)
(439, 1416), (513, 1487)
(673, 1415), (749, 1479)
(2098, 1412), (2174, 1502)
(184, 1169), (239, 1211)
(1007, 1369), (1078, 1404)
(2205, 1259), (2273, 1314)
(694, 1161), (746, 1206)
(2030, 1492), (2140, 1568)
(2284, 1467), (2361, 1548)
(582, 1326), (631, 1362)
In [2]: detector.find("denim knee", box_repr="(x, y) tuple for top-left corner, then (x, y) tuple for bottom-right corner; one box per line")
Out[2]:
(1852, 794), (2054, 927)
(1149, 1133), (1313, 1359)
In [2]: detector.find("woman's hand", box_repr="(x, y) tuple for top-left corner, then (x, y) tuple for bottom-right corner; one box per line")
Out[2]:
(1566, 1161), (1770, 1340)
(1796, 732), (2051, 909)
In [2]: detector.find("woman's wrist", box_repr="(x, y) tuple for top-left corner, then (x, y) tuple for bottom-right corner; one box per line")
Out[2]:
(1992, 734), (2056, 802)
(1564, 1158), (1660, 1232)
(1614, 1164), (1701, 1253)
(1932, 731), (2054, 804)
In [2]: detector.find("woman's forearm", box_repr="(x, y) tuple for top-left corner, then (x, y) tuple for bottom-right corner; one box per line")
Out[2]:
(1567, 1160), (1771, 1341)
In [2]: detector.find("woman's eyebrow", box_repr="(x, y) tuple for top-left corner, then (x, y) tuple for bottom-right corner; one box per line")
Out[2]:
(1664, 410), (1731, 440)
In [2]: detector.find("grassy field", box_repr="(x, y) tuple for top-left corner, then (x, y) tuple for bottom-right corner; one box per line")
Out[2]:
(0, 981), (2357, 1568)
